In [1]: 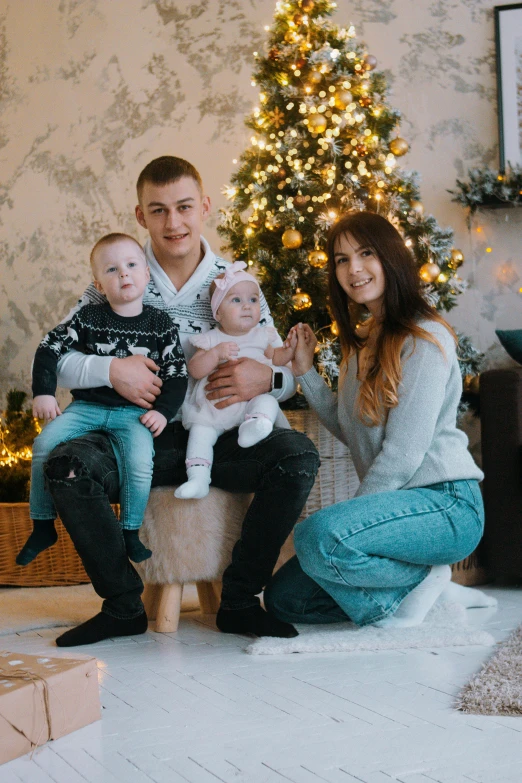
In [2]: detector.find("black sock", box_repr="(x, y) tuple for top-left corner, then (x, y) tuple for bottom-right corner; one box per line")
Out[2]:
(123, 530), (152, 563)
(56, 611), (148, 647)
(216, 605), (298, 638)
(16, 519), (58, 566)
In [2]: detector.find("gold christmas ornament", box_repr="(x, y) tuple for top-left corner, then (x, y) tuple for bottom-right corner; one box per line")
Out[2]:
(308, 114), (327, 133)
(334, 89), (353, 110)
(464, 374), (480, 394)
(301, 0), (315, 12)
(419, 262), (441, 283)
(269, 107), (285, 128)
(389, 137), (409, 156)
(450, 248), (465, 266)
(292, 288), (312, 310)
(309, 70), (322, 83)
(282, 228), (303, 249)
(410, 200), (424, 215)
(285, 29), (299, 43)
(308, 248), (328, 268)
(363, 54), (378, 71)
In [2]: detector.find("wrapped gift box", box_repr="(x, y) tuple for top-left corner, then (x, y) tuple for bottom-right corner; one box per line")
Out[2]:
(0, 650), (101, 765)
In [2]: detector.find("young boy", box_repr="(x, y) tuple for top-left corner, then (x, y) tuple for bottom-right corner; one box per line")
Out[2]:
(17, 233), (187, 566)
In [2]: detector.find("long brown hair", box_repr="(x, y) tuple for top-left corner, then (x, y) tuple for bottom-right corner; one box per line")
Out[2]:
(327, 211), (455, 426)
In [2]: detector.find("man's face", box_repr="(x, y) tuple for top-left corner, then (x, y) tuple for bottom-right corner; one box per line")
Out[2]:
(135, 176), (211, 265)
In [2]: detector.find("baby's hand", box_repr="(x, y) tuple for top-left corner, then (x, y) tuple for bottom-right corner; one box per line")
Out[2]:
(218, 342), (239, 362)
(140, 410), (168, 437)
(283, 329), (298, 353)
(33, 395), (62, 421)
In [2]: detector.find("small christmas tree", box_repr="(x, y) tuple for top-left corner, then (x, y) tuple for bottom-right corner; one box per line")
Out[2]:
(0, 390), (40, 502)
(218, 0), (482, 394)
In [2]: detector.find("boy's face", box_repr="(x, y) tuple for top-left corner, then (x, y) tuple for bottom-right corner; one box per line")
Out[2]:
(135, 176), (211, 266)
(92, 239), (150, 308)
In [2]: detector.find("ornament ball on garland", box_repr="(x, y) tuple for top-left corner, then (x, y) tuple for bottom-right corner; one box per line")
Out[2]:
(419, 262), (441, 283)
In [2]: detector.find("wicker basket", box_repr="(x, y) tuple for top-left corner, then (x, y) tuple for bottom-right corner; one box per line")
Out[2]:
(284, 409), (488, 586)
(0, 503), (89, 586)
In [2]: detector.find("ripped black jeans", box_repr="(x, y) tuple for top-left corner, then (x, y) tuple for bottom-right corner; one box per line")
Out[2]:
(45, 422), (319, 619)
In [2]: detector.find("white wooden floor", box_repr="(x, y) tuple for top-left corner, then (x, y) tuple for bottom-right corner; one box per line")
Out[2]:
(2, 586), (522, 783)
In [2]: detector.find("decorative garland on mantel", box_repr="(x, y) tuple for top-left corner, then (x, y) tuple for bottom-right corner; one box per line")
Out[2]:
(450, 165), (522, 222)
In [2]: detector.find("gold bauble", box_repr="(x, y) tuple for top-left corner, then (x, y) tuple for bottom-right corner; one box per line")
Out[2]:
(308, 114), (327, 133)
(282, 228), (303, 249)
(301, 0), (315, 12)
(334, 89), (353, 110)
(285, 29), (299, 43)
(464, 374), (480, 394)
(363, 54), (378, 71)
(292, 288), (312, 310)
(451, 248), (465, 267)
(419, 262), (441, 283)
(330, 320), (339, 336)
(389, 137), (409, 156)
(410, 200), (424, 215)
(309, 70), (322, 83)
(308, 249), (328, 268)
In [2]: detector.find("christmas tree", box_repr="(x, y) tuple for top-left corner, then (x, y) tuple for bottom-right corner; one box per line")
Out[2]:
(0, 390), (40, 502)
(218, 0), (482, 396)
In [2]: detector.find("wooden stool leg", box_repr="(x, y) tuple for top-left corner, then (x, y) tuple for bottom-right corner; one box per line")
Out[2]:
(197, 581), (221, 614)
(142, 584), (160, 621)
(155, 583), (183, 633)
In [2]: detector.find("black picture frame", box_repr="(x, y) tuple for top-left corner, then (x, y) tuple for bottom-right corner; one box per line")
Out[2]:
(495, 3), (522, 171)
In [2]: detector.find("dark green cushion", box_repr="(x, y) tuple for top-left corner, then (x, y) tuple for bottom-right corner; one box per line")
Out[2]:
(496, 329), (522, 365)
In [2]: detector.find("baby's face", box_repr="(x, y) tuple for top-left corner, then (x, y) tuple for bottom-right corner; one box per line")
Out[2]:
(216, 280), (261, 336)
(92, 239), (149, 307)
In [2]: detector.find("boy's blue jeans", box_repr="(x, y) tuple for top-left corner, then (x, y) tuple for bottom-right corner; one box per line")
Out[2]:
(30, 400), (154, 531)
(264, 480), (485, 627)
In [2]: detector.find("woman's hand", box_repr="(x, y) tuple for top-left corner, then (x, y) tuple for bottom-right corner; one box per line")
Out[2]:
(290, 323), (317, 376)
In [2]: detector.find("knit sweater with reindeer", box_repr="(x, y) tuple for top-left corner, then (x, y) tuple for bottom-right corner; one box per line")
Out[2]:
(32, 303), (187, 420)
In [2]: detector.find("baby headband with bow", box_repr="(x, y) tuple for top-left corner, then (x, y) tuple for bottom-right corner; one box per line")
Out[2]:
(210, 260), (260, 319)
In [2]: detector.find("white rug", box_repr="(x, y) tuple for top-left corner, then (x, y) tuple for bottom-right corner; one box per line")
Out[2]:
(246, 601), (495, 655)
(0, 583), (200, 636)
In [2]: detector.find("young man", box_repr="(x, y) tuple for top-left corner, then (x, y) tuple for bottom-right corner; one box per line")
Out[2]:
(46, 156), (320, 647)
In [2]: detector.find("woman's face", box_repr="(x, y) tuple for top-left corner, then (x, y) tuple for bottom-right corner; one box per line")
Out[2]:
(333, 231), (386, 319)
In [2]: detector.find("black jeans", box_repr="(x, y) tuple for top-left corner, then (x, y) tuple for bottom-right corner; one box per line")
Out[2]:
(45, 422), (319, 619)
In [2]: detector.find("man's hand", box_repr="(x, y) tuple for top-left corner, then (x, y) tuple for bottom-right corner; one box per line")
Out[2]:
(109, 355), (162, 409)
(33, 395), (62, 421)
(205, 357), (272, 409)
(140, 410), (168, 437)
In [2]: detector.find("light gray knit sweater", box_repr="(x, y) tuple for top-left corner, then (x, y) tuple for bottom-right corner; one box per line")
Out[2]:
(297, 320), (483, 497)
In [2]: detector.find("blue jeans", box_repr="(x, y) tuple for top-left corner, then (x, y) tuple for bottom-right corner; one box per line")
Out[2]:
(264, 480), (485, 627)
(30, 401), (154, 531)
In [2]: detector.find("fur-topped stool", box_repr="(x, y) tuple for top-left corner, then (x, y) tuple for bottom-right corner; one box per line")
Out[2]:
(136, 486), (252, 632)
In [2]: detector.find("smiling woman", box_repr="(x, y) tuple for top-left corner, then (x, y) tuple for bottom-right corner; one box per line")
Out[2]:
(265, 211), (486, 631)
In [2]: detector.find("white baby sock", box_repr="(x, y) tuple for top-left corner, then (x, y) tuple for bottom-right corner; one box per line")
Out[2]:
(174, 465), (211, 500)
(439, 581), (497, 608)
(238, 416), (273, 448)
(374, 564), (452, 628)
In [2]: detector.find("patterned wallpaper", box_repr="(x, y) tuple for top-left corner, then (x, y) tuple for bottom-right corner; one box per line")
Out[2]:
(1, 0), (521, 404)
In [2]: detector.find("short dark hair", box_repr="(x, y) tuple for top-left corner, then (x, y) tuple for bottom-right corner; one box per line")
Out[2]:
(90, 232), (143, 268)
(136, 156), (203, 202)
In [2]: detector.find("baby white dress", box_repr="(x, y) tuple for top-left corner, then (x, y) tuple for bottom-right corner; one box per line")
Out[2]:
(181, 325), (279, 431)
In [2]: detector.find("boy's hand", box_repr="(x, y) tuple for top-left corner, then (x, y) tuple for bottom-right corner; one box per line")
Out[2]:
(33, 395), (62, 421)
(218, 342), (239, 362)
(140, 409), (168, 437)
